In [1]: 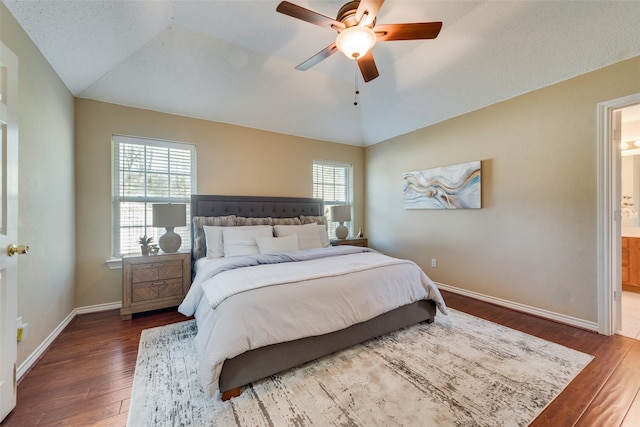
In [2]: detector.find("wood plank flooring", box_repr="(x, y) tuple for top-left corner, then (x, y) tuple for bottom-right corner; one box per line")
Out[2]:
(2, 291), (640, 426)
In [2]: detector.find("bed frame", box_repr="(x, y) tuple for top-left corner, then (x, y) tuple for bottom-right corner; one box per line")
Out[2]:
(190, 194), (437, 400)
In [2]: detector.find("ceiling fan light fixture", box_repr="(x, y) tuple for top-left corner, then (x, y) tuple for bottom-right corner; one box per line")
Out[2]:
(336, 26), (376, 59)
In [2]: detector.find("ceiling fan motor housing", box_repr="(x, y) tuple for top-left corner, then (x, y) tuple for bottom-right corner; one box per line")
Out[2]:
(337, 1), (376, 29)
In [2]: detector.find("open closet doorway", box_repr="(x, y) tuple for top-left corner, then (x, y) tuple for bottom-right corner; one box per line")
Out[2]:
(597, 93), (640, 337)
(619, 103), (640, 339)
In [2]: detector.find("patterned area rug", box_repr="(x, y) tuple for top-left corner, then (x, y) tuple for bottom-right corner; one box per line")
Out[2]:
(128, 309), (592, 426)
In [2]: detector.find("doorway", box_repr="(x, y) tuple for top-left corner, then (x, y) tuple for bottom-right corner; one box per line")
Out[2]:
(597, 93), (640, 337)
(619, 104), (640, 339)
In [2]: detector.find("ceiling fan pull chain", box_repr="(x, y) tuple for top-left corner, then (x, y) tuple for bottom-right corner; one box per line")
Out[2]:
(354, 61), (360, 106)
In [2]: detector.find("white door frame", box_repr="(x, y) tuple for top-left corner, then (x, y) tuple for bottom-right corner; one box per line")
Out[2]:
(597, 93), (640, 335)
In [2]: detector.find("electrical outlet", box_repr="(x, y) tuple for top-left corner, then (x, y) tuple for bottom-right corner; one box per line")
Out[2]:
(17, 317), (28, 342)
(431, 259), (437, 268)
(17, 323), (28, 342)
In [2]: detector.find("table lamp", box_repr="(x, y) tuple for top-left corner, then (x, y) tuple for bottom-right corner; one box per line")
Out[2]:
(152, 203), (186, 253)
(330, 205), (351, 240)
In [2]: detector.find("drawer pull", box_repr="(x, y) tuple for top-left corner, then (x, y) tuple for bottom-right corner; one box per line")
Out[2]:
(149, 263), (166, 268)
(152, 281), (166, 285)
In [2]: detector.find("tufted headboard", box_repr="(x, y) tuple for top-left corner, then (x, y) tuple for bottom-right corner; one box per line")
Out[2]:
(191, 194), (324, 219)
(190, 195), (325, 261)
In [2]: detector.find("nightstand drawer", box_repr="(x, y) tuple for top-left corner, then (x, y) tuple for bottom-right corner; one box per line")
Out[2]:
(132, 278), (184, 302)
(131, 260), (183, 283)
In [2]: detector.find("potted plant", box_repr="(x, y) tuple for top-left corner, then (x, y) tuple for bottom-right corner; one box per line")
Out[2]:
(138, 235), (153, 256)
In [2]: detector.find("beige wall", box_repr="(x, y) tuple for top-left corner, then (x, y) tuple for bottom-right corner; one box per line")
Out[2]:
(1, 3), (76, 365)
(6, 0), (640, 368)
(74, 99), (365, 307)
(366, 55), (640, 323)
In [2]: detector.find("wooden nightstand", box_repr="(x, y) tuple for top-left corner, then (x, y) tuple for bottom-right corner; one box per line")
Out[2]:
(331, 237), (368, 247)
(121, 252), (191, 320)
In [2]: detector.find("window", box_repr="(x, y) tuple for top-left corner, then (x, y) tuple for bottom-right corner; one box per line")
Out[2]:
(313, 160), (353, 239)
(112, 135), (196, 258)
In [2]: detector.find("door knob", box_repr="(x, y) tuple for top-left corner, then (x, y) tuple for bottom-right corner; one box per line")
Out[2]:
(7, 244), (30, 257)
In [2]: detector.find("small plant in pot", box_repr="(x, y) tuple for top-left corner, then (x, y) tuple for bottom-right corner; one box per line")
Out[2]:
(138, 235), (153, 256)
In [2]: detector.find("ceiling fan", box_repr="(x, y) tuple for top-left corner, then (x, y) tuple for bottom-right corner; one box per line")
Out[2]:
(276, 0), (442, 82)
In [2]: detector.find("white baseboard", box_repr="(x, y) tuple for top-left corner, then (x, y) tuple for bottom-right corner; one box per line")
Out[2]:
(17, 301), (122, 381)
(75, 301), (122, 315)
(437, 283), (599, 332)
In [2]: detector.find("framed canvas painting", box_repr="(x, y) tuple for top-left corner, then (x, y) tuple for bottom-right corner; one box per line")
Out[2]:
(402, 161), (481, 209)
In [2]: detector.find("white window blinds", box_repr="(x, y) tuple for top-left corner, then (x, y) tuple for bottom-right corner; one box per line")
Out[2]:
(112, 135), (196, 257)
(313, 160), (353, 239)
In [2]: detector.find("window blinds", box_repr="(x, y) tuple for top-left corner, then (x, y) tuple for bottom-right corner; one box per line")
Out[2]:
(313, 160), (353, 239)
(113, 135), (196, 257)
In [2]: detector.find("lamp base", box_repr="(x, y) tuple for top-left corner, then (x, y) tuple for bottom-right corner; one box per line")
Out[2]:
(158, 227), (182, 253)
(335, 223), (348, 240)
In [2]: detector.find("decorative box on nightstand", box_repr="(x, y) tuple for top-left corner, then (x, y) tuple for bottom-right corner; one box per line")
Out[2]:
(120, 252), (191, 320)
(330, 237), (368, 248)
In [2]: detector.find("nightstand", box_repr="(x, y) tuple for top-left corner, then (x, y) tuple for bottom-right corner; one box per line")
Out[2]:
(121, 252), (191, 320)
(331, 237), (368, 247)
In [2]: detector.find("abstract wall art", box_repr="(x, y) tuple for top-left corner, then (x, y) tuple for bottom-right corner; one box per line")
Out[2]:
(402, 161), (481, 209)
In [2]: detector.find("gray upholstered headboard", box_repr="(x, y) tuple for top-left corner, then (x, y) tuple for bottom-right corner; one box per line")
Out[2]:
(191, 195), (324, 219)
(190, 195), (325, 261)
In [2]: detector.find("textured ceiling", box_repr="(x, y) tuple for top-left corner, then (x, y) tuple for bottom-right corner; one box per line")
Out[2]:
(4, 0), (640, 146)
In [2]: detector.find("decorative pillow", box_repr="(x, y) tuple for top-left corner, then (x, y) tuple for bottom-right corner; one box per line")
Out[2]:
(274, 223), (323, 250)
(316, 224), (330, 248)
(271, 217), (302, 226)
(300, 215), (328, 226)
(203, 226), (225, 259)
(222, 226), (273, 257)
(204, 224), (271, 258)
(236, 216), (273, 226)
(192, 215), (236, 259)
(255, 234), (299, 254)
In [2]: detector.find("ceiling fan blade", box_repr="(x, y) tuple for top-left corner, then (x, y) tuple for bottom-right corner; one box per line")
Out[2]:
(295, 43), (339, 71)
(357, 51), (379, 82)
(355, 0), (385, 26)
(375, 22), (443, 41)
(276, 1), (345, 31)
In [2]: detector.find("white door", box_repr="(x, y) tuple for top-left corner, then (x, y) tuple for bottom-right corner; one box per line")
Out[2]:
(0, 41), (19, 422)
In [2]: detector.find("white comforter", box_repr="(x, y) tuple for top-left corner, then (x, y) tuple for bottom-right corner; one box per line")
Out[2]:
(178, 246), (447, 398)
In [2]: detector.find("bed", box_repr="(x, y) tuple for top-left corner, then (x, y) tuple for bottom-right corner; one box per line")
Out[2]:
(178, 194), (447, 401)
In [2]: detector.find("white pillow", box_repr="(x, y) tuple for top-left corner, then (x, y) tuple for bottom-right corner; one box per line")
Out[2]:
(274, 224), (323, 250)
(204, 225), (272, 258)
(222, 226), (274, 257)
(256, 234), (299, 254)
(203, 225), (225, 258)
(316, 224), (330, 248)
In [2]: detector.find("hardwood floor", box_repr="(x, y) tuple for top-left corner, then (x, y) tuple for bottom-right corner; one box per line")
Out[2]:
(2, 291), (640, 426)
(1, 308), (186, 427)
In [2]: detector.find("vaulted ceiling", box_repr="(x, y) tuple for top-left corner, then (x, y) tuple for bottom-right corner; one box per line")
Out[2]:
(5, 0), (640, 146)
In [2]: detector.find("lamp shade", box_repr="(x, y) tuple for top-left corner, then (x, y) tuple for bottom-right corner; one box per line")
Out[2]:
(336, 26), (376, 59)
(152, 204), (186, 228)
(330, 205), (351, 223)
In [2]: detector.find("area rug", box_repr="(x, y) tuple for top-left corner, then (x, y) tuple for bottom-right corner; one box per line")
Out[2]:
(128, 309), (593, 426)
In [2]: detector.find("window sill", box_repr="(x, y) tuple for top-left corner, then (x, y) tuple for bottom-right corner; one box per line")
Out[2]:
(106, 258), (122, 270)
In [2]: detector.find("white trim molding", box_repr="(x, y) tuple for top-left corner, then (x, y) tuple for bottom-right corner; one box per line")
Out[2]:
(438, 283), (598, 332)
(17, 301), (122, 381)
(106, 258), (123, 270)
